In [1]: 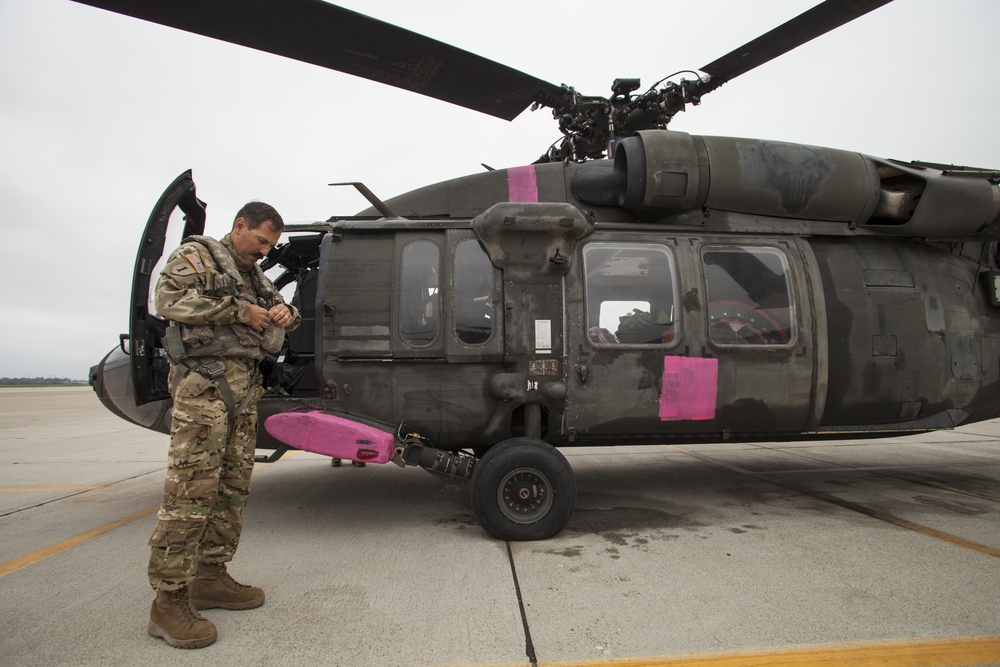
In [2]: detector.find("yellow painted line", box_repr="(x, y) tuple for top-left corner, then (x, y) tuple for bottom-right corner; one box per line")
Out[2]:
(857, 506), (1000, 559)
(0, 450), (301, 579)
(666, 445), (1000, 560)
(0, 485), (103, 492)
(533, 635), (1000, 666)
(0, 502), (161, 578)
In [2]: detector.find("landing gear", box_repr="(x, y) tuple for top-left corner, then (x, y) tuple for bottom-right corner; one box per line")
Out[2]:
(470, 437), (576, 541)
(340, 432), (575, 540)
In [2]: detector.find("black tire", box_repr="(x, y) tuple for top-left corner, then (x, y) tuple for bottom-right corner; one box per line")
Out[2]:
(470, 437), (576, 541)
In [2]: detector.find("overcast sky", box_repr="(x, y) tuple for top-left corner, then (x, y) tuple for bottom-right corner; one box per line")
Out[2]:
(1, 0), (998, 380)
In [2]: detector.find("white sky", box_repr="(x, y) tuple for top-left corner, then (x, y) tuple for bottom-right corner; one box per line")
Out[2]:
(1, 0), (998, 379)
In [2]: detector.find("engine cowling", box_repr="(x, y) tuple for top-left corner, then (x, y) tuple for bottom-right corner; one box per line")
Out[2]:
(575, 129), (1000, 238)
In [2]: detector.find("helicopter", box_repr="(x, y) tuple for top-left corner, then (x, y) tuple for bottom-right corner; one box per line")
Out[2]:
(82, 0), (1000, 541)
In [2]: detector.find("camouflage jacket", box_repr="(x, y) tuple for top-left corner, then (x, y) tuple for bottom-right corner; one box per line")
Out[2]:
(155, 233), (301, 360)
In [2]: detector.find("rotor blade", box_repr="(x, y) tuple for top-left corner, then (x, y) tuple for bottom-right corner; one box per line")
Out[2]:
(70, 0), (564, 120)
(697, 0), (893, 93)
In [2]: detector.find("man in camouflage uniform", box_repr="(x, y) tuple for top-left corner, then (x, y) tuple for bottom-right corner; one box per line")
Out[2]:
(147, 201), (300, 648)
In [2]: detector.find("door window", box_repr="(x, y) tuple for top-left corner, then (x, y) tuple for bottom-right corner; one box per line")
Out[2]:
(399, 240), (440, 347)
(583, 243), (678, 346)
(703, 246), (794, 346)
(453, 239), (494, 345)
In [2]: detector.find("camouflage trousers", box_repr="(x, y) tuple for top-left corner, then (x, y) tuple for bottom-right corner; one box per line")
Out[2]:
(148, 357), (264, 592)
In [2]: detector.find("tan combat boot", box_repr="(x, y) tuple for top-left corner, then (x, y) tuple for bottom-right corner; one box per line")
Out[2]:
(189, 563), (265, 610)
(148, 589), (217, 649)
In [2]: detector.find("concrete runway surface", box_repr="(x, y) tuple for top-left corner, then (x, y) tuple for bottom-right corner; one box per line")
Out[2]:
(1, 387), (999, 666)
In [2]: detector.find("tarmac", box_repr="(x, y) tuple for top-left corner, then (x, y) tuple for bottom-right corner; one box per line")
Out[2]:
(1, 386), (999, 666)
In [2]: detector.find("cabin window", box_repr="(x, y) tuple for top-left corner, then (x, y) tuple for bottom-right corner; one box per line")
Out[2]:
(703, 246), (794, 346)
(453, 239), (494, 345)
(399, 240), (439, 347)
(582, 243), (678, 346)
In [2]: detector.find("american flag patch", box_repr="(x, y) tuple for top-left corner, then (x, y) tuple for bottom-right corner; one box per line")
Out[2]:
(184, 252), (206, 273)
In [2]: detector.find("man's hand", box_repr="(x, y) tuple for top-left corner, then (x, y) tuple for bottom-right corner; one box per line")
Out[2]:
(269, 304), (293, 328)
(244, 304), (272, 332)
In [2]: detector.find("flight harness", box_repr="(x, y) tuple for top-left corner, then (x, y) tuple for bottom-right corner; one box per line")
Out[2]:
(163, 235), (281, 427)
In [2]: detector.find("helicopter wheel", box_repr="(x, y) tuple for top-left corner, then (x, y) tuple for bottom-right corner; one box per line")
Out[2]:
(470, 437), (576, 541)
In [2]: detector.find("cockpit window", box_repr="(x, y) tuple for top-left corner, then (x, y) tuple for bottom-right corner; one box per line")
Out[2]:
(583, 243), (678, 346)
(400, 240), (439, 347)
(703, 246), (794, 346)
(453, 239), (494, 345)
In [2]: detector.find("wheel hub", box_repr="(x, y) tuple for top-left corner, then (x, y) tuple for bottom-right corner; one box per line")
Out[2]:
(498, 467), (553, 524)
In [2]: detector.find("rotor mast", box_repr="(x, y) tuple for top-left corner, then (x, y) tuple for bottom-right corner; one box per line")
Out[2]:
(539, 0), (893, 162)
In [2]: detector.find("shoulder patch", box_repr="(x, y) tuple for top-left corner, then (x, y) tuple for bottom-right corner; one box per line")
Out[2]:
(184, 252), (206, 274)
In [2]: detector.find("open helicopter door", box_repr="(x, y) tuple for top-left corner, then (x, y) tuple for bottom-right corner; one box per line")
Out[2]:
(129, 170), (206, 405)
(89, 171), (205, 430)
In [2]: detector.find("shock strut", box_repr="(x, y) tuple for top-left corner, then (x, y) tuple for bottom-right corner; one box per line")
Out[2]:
(398, 438), (476, 480)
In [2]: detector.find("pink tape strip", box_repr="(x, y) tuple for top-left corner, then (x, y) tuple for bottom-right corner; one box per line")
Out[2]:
(660, 357), (719, 421)
(507, 165), (538, 202)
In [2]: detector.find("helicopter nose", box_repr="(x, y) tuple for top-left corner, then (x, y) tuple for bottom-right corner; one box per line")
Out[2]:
(90, 345), (171, 432)
(89, 349), (119, 417)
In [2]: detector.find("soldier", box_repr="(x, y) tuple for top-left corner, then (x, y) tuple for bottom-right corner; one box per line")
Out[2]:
(146, 202), (300, 648)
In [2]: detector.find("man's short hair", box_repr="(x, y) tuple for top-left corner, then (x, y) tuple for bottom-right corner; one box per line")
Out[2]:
(234, 201), (284, 232)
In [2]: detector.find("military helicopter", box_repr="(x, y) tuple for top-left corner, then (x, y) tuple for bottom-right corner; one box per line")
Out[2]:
(84, 0), (1000, 541)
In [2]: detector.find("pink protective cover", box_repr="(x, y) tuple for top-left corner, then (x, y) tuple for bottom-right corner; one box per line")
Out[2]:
(264, 411), (396, 463)
(659, 356), (719, 421)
